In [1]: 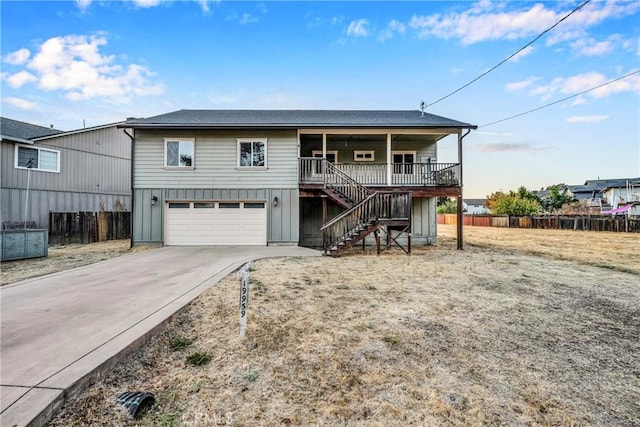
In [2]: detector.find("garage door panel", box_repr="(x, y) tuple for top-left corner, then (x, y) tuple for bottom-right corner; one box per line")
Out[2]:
(166, 201), (266, 246)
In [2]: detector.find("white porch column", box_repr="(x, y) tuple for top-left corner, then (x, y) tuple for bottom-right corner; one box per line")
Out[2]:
(322, 133), (327, 157)
(386, 133), (392, 186)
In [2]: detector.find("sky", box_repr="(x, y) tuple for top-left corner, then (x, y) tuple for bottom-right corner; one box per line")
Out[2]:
(1, 0), (639, 198)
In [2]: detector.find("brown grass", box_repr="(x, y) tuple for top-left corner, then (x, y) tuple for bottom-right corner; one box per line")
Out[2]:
(49, 228), (640, 427)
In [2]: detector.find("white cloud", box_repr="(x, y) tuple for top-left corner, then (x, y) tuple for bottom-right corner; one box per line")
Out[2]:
(477, 142), (548, 153)
(240, 13), (258, 25)
(74, 0), (92, 10)
(530, 71), (640, 101)
(378, 19), (406, 42)
(132, 0), (161, 8)
(6, 70), (37, 88)
(6, 34), (164, 102)
(570, 34), (623, 57)
(505, 76), (539, 92)
(508, 46), (535, 62)
(566, 115), (609, 123)
(3, 48), (31, 65)
(3, 97), (36, 110)
(346, 19), (370, 37)
(408, 0), (640, 50)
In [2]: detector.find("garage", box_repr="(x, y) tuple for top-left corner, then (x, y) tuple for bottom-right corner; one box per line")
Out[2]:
(165, 201), (266, 246)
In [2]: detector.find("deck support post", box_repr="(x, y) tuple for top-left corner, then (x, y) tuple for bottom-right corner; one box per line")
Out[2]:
(386, 133), (392, 186)
(457, 131), (464, 250)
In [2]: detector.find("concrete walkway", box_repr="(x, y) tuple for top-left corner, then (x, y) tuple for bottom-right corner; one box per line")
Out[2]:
(0, 246), (320, 426)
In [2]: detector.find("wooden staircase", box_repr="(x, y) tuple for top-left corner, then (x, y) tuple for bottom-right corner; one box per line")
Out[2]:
(318, 160), (412, 256)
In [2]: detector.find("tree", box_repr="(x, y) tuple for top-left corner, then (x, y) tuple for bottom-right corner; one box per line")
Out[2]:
(437, 198), (457, 214)
(540, 184), (575, 212)
(486, 187), (541, 215)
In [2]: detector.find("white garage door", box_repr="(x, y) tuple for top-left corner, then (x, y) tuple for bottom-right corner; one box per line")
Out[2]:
(165, 201), (267, 246)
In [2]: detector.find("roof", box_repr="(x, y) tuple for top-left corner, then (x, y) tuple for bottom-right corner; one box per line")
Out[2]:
(1, 117), (63, 141)
(463, 199), (486, 206)
(569, 178), (640, 194)
(33, 121), (126, 141)
(121, 109), (477, 130)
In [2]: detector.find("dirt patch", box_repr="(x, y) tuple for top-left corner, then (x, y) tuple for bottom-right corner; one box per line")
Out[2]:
(1, 240), (155, 286)
(48, 231), (640, 426)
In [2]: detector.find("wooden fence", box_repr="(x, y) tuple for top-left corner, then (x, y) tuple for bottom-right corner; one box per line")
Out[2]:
(49, 211), (131, 245)
(438, 214), (639, 233)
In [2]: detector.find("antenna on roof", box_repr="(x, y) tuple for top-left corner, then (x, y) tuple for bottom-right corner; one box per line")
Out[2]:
(419, 100), (426, 116)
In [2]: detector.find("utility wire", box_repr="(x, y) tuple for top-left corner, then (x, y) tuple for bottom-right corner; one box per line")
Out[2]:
(427, 0), (591, 108)
(479, 69), (640, 128)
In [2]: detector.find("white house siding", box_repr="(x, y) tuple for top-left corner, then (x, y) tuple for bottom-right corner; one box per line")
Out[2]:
(132, 129), (299, 246)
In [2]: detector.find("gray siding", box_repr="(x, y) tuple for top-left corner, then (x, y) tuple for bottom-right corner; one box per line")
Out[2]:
(1, 188), (130, 229)
(134, 129), (298, 189)
(411, 197), (437, 244)
(1, 126), (130, 194)
(132, 188), (298, 245)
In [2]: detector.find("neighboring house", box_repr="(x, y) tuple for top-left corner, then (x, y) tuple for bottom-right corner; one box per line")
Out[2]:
(1, 117), (131, 230)
(463, 199), (489, 214)
(566, 178), (640, 208)
(121, 109), (476, 253)
(599, 179), (640, 215)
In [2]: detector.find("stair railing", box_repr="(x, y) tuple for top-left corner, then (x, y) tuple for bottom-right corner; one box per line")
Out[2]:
(323, 160), (371, 205)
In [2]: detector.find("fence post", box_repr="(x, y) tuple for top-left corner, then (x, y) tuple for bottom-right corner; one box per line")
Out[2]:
(238, 261), (252, 337)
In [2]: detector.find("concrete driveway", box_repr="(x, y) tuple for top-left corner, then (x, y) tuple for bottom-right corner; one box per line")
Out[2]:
(0, 246), (320, 427)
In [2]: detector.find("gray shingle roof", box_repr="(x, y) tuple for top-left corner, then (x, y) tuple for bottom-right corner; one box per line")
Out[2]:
(1, 117), (63, 140)
(569, 178), (640, 194)
(463, 198), (486, 206)
(122, 109), (477, 129)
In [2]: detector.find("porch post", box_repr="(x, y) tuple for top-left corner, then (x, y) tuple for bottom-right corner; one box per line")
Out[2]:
(322, 133), (327, 157)
(386, 133), (392, 186)
(457, 131), (463, 250)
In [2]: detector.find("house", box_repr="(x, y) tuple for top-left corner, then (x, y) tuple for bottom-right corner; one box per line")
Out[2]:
(121, 109), (476, 254)
(463, 198), (489, 214)
(566, 178), (640, 208)
(599, 178), (640, 215)
(1, 117), (131, 230)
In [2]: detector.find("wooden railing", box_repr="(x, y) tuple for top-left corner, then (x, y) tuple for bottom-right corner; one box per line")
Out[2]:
(299, 158), (460, 186)
(324, 161), (371, 205)
(321, 192), (411, 252)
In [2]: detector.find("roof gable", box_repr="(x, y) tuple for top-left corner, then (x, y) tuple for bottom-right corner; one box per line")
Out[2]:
(123, 109), (476, 130)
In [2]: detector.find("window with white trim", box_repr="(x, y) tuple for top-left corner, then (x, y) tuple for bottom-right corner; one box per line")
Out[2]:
(238, 139), (267, 168)
(15, 145), (60, 173)
(165, 138), (194, 168)
(354, 150), (375, 162)
(392, 151), (416, 174)
(311, 150), (338, 163)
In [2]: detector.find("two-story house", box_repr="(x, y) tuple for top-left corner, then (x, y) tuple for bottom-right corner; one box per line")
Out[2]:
(121, 110), (476, 254)
(1, 117), (131, 230)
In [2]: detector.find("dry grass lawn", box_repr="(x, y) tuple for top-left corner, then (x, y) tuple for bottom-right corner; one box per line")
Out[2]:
(48, 226), (640, 426)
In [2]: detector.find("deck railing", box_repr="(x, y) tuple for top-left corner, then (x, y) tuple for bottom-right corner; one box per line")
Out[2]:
(324, 161), (372, 205)
(321, 192), (411, 252)
(299, 158), (460, 186)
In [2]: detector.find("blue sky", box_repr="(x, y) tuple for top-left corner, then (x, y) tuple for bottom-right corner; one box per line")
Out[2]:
(1, 0), (639, 197)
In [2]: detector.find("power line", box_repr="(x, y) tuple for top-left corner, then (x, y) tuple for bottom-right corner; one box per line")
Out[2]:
(479, 70), (640, 128)
(427, 0), (591, 108)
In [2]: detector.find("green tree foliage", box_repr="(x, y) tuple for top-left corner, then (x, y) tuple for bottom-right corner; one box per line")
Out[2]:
(437, 198), (457, 214)
(540, 184), (575, 212)
(486, 187), (541, 215)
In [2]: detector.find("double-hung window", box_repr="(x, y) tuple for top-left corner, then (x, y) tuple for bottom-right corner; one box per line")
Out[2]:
(165, 138), (194, 168)
(238, 139), (267, 168)
(392, 151), (415, 175)
(15, 145), (60, 173)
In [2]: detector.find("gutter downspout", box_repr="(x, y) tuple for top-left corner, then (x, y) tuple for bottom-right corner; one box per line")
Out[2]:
(457, 129), (471, 250)
(123, 128), (135, 249)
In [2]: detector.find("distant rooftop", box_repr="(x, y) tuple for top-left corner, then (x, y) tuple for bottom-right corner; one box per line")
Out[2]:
(1, 117), (63, 140)
(122, 109), (477, 130)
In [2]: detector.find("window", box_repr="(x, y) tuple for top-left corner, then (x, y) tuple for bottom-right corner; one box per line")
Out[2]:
(165, 138), (194, 168)
(244, 202), (265, 209)
(312, 150), (338, 163)
(238, 139), (267, 168)
(15, 145), (60, 173)
(354, 150), (375, 162)
(392, 151), (415, 174)
(168, 202), (190, 208)
(219, 202), (241, 208)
